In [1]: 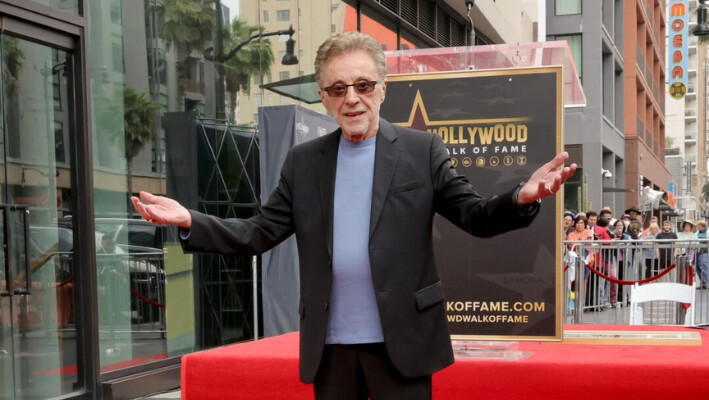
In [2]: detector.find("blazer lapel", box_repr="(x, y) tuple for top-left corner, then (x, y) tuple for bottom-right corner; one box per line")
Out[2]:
(370, 120), (399, 237)
(317, 130), (341, 260)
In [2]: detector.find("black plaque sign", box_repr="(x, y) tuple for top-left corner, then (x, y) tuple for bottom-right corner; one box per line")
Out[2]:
(380, 67), (563, 340)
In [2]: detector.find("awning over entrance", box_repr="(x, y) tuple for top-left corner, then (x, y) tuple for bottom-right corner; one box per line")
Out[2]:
(261, 74), (321, 104)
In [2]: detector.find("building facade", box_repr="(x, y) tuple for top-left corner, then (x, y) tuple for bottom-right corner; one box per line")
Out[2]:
(666, 0), (707, 221)
(547, 0), (672, 216)
(623, 0), (672, 211)
(547, 0), (628, 214)
(0, 0), (537, 399)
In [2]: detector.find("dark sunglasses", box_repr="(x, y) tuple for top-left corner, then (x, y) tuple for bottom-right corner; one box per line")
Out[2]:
(322, 79), (383, 97)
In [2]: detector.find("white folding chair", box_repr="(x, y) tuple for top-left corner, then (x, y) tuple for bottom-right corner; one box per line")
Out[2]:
(629, 282), (696, 326)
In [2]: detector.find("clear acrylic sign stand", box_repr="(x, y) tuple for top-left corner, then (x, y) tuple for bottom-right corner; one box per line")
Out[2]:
(451, 339), (532, 361)
(384, 40), (586, 108)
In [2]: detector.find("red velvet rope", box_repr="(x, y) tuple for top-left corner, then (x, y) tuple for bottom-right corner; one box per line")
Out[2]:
(127, 284), (166, 308)
(58, 276), (74, 287)
(110, 270), (166, 308)
(585, 262), (675, 285)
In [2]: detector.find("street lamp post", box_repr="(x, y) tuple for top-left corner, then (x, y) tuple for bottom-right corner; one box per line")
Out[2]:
(205, 26), (298, 64)
(465, 0), (475, 46)
(206, 26), (298, 120)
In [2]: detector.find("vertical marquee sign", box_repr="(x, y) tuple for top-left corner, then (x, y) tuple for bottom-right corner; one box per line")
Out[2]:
(380, 67), (563, 340)
(669, 0), (689, 99)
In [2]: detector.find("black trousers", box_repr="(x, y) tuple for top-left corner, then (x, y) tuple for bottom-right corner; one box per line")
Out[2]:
(314, 343), (432, 400)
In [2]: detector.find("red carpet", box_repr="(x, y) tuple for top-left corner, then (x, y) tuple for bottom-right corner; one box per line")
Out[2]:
(182, 325), (709, 399)
(182, 334), (310, 399)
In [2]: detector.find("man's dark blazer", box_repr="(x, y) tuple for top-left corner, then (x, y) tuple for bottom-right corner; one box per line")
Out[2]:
(182, 119), (538, 383)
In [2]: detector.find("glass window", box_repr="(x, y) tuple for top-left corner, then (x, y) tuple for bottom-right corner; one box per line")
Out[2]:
(555, 35), (582, 78)
(31, 0), (79, 15)
(159, 94), (168, 116)
(112, 34), (125, 73)
(53, 78), (62, 110)
(54, 121), (66, 163)
(556, 0), (581, 15)
(1, 35), (77, 399)
(77, 0), (343, 383)
(277, 10), (291, 21)
(89, 0), (169, 375)
(158, 49), (167, 85)
(110, 0), (122, 24)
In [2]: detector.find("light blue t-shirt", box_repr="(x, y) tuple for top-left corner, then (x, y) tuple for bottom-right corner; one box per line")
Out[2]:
(326, 135), (384, 344)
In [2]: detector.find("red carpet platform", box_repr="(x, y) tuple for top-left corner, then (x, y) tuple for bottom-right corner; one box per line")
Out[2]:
(182, 325), (709, 399)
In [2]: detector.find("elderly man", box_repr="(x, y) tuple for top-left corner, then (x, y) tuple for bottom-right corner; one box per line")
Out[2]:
(132, 31), (576, 400)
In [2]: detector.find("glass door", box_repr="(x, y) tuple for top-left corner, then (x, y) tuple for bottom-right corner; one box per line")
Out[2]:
(0, 28), (78, 400)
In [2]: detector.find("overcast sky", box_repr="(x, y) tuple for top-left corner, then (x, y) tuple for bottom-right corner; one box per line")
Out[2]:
(223, 0), (239, 20)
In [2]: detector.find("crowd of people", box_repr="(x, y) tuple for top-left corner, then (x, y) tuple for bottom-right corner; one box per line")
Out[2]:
(564, 205), (709, 311)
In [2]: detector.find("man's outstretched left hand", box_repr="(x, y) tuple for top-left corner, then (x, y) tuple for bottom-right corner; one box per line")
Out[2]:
(517, 152), (577, 205)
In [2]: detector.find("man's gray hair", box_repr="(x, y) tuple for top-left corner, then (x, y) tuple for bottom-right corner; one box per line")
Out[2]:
(314, 31), (387, 87)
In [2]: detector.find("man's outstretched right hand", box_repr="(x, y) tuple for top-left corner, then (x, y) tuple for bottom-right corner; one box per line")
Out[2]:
(131, 191), (192, 229)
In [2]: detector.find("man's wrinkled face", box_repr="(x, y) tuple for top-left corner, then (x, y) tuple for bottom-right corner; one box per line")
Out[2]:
(318, 50), (387, 142)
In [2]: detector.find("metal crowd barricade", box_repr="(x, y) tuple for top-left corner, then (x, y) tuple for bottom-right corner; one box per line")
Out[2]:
(96, 250), (166, 337)
(563, 237), (709, 326)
